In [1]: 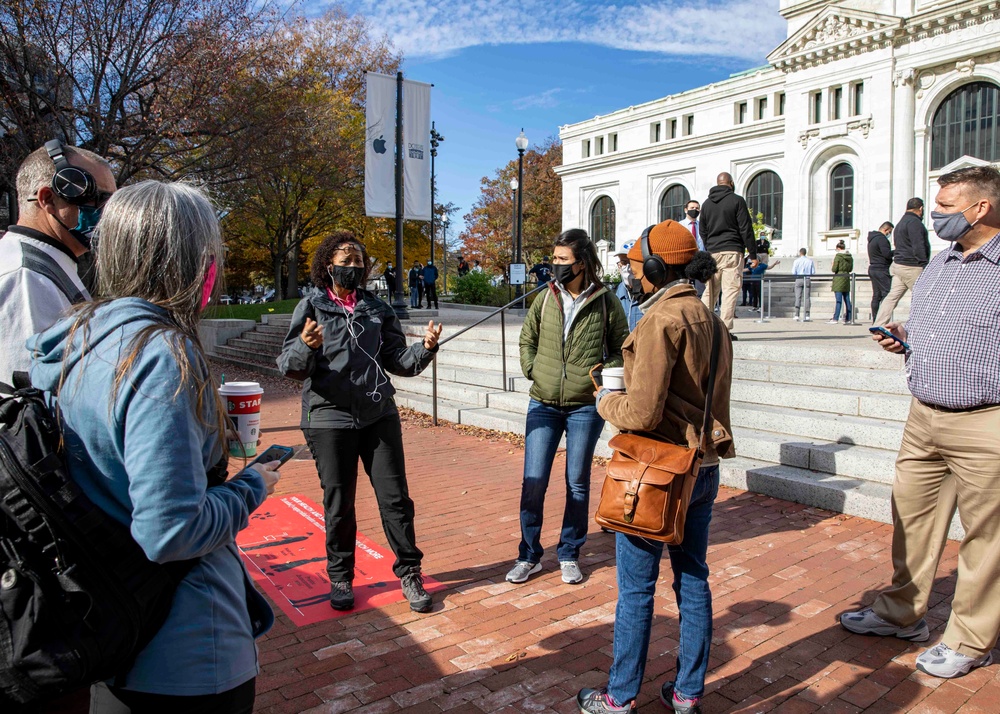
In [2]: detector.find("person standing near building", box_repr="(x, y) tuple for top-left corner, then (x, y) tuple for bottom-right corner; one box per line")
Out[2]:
(867, 221), (894, 322)
(529, 256), (552, 285)
(828, 240), (854, 324)
(383, 262), (396, 300)
(792, 248), (815, 322)
(0, 140), (116, 389)
(576, 220), (734, 714)
(700, 172), (758, 339)
(457, 254), (470, 277)
(612, 241), (642, 331)
(408, 261), (421, 308)
(422, 260), (439, 309)
(874, 198), (929, 325)
(840, 166), (1000, 679)
(678, 199), (706, 296)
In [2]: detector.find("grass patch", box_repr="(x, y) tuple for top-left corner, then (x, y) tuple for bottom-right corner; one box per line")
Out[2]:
(203, 298), (300, 321)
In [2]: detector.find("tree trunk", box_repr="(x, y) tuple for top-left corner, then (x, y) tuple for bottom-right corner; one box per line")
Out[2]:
(287, 246), (299, 300)
(273, 252), (283, 302)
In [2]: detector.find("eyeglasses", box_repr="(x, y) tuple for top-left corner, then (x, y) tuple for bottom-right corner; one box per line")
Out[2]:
(26, 191), (114, 209)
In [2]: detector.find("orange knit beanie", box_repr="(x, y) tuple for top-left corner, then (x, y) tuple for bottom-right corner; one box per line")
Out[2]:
(627, 220), (698, 265)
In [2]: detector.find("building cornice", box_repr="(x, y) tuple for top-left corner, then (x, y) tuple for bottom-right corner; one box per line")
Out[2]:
(769, 1), (999, 73)
(555, 120), (785, 177)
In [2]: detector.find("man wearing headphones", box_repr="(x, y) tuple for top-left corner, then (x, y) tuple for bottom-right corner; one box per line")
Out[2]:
(0, 140), (116, 389)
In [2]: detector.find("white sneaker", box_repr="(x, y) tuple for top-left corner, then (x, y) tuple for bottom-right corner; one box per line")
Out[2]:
(840, 607), (930, 641)
(916, 643), (993, 678)
(793, 315), (800, 321)
(803, 316), (811, 322)
(505, 561), (542, 583)
(560, 560), (583, 584)
(826, 319), (839, 324)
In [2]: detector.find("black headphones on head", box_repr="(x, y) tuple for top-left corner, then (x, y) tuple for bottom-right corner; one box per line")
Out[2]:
(44, 139), (99, 205)
(640, 223), (668, 288)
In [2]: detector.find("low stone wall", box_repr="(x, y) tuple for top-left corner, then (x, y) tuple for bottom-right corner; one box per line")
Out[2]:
(199, 319), (255, 356)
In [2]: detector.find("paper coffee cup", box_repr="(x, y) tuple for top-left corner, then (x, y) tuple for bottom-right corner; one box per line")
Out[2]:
(602, 367), (625, 391)
(219, 381), (263, 457)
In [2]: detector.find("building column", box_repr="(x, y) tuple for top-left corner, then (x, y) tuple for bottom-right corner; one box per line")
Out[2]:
(892, 68), (917, 216)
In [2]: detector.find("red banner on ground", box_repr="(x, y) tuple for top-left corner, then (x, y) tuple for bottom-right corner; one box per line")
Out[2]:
(237, 495), (441, 625)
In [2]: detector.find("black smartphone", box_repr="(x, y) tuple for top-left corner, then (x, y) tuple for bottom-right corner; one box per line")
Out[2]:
(868, 326), (911, 351)
(250, 445), (296, 468)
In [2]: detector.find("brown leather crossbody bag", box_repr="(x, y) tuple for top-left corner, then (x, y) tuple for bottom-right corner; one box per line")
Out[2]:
(594, 319), (721, 544)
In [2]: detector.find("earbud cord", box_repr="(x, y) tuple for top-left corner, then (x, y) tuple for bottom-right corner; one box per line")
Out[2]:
(332, 293), (389, 403)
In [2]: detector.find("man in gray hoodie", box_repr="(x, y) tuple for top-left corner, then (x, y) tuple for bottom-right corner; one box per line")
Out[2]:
(699, 173), (758, 337)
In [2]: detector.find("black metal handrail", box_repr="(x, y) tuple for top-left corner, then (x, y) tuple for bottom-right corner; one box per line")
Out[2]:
(430, 283), (548, 425)
(740, 272), (872, 324)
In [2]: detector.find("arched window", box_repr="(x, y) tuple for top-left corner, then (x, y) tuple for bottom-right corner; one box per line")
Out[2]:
(830, 163), (854, 229)
(658, 184), (690, 222)
(931, 81), (1000, 170)
(590, 196), (615, 244)
(746, 171), (783, 238)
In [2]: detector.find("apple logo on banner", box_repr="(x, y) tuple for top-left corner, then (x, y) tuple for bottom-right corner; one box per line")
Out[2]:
(373, 135), (387, 154)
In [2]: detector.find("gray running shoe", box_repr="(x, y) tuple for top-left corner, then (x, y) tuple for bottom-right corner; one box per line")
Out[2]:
(401, 572), (432, 613)
(329, 580), (354, 611)
(505, 561), (542, 583)
(660, 682), (702, 714)
(840, 607), (929, 641)
(577, 688), (635, 714)
(560, 560), (583, 584)
(916, 643), (993, 678)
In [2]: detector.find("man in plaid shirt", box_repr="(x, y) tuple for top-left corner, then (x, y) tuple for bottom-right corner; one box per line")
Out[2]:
(840, 166), (1000, 679)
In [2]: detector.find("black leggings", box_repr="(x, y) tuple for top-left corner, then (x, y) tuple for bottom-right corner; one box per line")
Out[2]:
(90, 678), (255, 714)
(305, 413), (422, 582)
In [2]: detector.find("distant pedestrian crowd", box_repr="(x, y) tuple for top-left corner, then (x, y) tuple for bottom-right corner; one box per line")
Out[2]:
(1, 140), (999, 714)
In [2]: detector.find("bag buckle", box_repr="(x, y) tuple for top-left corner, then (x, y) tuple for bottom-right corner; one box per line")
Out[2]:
(623, 489), (637, 523)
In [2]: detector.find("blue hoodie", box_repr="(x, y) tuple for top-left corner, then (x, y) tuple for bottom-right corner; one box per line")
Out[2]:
(27, 298), (272, 695)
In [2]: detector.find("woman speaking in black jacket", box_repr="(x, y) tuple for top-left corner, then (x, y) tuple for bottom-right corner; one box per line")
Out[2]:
(278, 231), (442, 613)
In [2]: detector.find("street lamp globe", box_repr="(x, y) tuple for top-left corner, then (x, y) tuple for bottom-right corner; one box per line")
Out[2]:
(515, 130), (529, 153)
(510, 178), (518, 191)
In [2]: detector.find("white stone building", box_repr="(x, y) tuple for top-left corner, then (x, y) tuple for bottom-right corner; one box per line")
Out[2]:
(556, 0), (1000, 268)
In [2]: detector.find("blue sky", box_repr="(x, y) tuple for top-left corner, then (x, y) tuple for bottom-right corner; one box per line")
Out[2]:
(325, 1), (789, 235)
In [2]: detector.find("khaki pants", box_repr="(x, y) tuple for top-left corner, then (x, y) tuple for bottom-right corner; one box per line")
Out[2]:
(874, 264), (922, 326)
(701, 251), (743, 330)
(872, 399), (1000, 657)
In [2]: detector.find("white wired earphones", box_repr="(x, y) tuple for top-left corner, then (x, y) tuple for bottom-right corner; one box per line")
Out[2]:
(332, 295), (389, 403)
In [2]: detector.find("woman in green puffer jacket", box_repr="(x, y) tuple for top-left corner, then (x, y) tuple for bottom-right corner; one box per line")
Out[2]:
(506, 229), (629, 587)
(829, 240), (854, 324)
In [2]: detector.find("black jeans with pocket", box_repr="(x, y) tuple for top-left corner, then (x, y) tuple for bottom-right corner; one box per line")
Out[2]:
(305, 412), (422, 582)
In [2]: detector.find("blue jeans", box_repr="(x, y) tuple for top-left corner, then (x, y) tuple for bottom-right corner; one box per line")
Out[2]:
(608, 465), (720, 704)
(518, 399), (605, 563)
(410, 286), (418, 308)
(833, 291), (852, 322)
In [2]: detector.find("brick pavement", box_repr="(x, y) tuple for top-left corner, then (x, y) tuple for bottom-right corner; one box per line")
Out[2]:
(245, 376), (996, 714)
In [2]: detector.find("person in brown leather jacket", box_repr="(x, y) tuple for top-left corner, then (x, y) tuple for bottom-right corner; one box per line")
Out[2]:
(578, 220), (735, 714)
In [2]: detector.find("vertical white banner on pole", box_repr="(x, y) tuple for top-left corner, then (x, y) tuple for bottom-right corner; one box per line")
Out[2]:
(365, 72), (396, 218)
(403, 80), (432, 221)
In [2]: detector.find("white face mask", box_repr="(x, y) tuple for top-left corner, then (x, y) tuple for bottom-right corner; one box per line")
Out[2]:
(618, 262), (634, 286)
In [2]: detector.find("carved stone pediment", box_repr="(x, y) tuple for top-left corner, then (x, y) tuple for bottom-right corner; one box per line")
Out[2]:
(768, 7), (903, 70)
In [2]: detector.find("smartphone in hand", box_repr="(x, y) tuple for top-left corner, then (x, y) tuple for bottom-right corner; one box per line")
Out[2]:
(869, 326), (911, 351)
(250, 445), (296, 468)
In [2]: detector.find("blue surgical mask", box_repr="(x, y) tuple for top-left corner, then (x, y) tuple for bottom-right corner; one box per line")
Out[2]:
(55, 205), (103, 249)
(931, 202), (979, 243)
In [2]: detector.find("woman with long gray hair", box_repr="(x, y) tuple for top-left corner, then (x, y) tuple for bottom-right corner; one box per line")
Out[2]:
(27, 181), (280, 713)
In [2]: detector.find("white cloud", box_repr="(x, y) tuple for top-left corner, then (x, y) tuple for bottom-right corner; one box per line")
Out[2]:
(512, 88), (563, 110)
(326, 0), (786, 62)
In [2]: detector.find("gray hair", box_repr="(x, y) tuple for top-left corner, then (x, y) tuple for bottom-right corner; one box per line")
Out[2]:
(16, 144), (112, 214)
(95, 180), (223, 334)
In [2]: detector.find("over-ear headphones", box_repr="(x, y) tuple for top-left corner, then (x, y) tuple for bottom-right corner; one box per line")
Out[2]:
(640, 223), (668, 288)
(44, 139), (98, 205)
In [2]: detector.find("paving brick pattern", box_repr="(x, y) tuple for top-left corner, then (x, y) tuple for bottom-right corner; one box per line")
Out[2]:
(247, 385), (994, 714)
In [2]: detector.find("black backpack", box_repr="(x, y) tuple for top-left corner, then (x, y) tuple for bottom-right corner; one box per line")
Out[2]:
(0, 387), (198, 709)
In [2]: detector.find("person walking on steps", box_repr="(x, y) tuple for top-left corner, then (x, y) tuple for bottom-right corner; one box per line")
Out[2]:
(278, 232), (443, 613)
(828, 240), (854, 324)
(577, 219), (735, 714)
(874, 198), (929, 325)
(792, 248), (815, 322)
(841, 166), (1000, 680)
(507, 228), (628, 587)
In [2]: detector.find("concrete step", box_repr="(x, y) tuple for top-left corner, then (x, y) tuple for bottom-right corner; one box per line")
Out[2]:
(730, 381), (911, 422)
(733, 358), (909, 396)
(238, 331), (286, 347)
(730, 402), (903, 451)
(210, 353), (283, 378)
(215, 344), (280, 365)
(719, 456), (963, 540)
(229, 338), (283, 357)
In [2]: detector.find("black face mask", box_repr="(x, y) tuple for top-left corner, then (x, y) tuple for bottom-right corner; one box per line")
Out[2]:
(552, 263), (580, 286)
(329, 265), (364, 291)
(686, 209), (700, 219)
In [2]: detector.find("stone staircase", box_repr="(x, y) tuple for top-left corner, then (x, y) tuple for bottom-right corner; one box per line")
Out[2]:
(203, 311), (959, 539)
(751, 274), (911, 321)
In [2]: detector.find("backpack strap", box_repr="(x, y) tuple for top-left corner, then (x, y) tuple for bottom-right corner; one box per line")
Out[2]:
(698, 319), (723, 455)
(20, 242), (86, 304)
(601, 291), (610, 362)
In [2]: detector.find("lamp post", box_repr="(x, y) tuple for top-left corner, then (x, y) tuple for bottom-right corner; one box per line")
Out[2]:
(441, 215), (449, 294)
(509, 178), (518, 266)
(429, 122), (444, 265)
(515, 129), (528, 269)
